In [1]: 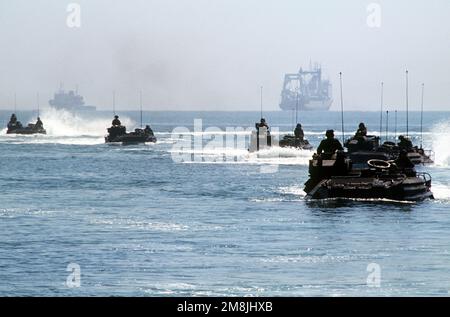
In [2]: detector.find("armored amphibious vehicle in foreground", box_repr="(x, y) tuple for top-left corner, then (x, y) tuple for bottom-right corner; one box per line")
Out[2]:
(304, 152), (433, 202)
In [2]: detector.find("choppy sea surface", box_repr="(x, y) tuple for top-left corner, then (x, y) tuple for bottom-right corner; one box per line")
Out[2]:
(1, 108), (450, 296)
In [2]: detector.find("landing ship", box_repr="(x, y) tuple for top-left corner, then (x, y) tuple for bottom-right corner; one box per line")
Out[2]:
(279, 63), (332, 111)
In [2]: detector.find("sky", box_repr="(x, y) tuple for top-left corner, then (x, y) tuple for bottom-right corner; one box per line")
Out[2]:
(0, 0), (449, 111)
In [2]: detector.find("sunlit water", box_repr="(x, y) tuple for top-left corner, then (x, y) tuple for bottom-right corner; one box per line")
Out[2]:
(0, 109), (450, 296)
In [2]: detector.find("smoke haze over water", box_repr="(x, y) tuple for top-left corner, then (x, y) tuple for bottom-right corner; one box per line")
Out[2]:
(0, 0), (449, 111)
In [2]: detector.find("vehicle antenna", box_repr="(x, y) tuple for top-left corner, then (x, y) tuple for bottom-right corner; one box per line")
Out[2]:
(113, 90), (116, 116)
(339, 72), (345, 144)
(260, 86), (263, 119)
(394, 110), (397, 140)
(386, 110), (389, 141)
(36, 92), (40, 118)
(405, 69), (409, 137)
(379, 82), (383, 142)
(140, 90), (143, 128)
(420, 83), (424, 149)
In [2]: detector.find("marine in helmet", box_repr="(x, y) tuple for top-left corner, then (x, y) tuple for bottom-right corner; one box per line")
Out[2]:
(257, 118), (269, 130)
(294, 123), (304, 141)
(35, 117), (43, 129)
(398, 135), (413, 149)
(394, 149), (414, 170)
(317, 129), (344, 159)
(7, 113), (22, 129)
(144, 124), (154, 135)
(112, 115), (121, 127)
(9, 113), (17, 124)
(355, 122), (367, 138)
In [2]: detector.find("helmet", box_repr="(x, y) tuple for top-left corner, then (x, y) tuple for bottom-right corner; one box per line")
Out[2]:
(114, 115), (119, 119)
(359, 122), (365, 128)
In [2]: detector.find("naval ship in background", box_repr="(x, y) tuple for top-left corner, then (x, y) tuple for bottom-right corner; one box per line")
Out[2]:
(48, 85), (96, 111)
(279, 63), (332, 111)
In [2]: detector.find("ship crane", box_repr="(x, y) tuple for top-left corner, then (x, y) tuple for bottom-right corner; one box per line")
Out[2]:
(279, 63), (332, 111)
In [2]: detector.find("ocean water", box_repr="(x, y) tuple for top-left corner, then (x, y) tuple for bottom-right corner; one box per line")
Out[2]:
(0, 108), (450, 296)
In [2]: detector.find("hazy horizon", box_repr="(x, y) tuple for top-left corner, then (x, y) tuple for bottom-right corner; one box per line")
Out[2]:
(0, 0), (449, 111)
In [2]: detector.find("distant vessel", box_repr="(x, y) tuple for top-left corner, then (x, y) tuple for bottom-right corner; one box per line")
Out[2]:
(49, 86), (96, 111)
(279, 63), (332, 111)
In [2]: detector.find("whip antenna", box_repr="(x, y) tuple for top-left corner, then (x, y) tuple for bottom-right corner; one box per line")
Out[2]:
(260, 86), (263, 119)
(406, 69), (409, 137)
(394, 110), (397, 140)
(36, 92), (40, 118)
(420, 83), (424, 149)
(113, 90), (116, 116)
(339, 72), (345, 144)
(379, 82), (383, 142)
(386, 110), (389, 141)
(140, 90), (143, 128)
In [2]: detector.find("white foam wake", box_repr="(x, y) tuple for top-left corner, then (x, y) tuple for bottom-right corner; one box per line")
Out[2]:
(432, 184), (450, 201)
(39, 107), (136, 137)
(0, 108), (135, 145)
(430, 121), (450, 167)
(169, 144), (314, 166)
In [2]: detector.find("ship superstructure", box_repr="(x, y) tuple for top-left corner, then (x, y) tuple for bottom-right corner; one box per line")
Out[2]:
(279, 63), (332, 111)
(49, 86), (96, 111)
